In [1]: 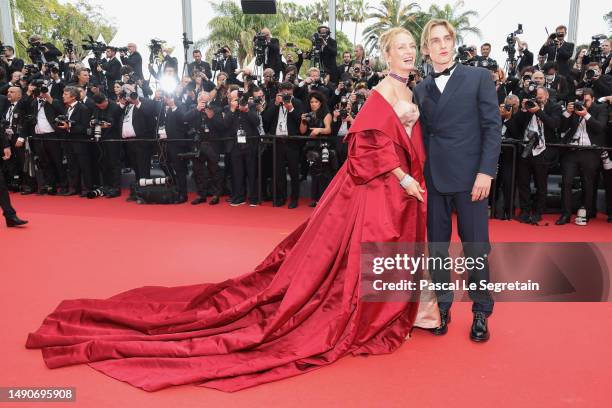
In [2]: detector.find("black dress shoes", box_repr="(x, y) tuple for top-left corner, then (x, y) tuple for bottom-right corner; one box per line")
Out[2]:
(288, 200), (298, 209)
(429, 309), (451, 336)
(209, 196), (220, 205)
(273, 199), (286, 207)
(175, 195), (188, 204)
(555, 214), (571, 225)
(191, 196), (206, 205)
(516, 211), (531, 224)
(470, 312), (490, 342)
(6, 215), (28, 227)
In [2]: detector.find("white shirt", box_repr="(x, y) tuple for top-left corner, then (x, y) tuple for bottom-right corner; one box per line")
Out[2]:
(35, 100), (54, 134)
(275, 106), (289, 136)
(4, 103), (15, 126)
(337, 121), (349, 137)
(562, 110), (593, 146)
(66, 101), (77, 120)
(433, 65), (457, 93)
(122, 104), (137, 138)
(525, 113), (546, 156)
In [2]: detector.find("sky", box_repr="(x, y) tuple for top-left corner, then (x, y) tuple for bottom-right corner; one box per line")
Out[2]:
(66, 0), (610, 69)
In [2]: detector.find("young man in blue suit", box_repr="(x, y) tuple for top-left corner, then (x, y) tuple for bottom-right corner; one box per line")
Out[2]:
(414, 20), (502, 342)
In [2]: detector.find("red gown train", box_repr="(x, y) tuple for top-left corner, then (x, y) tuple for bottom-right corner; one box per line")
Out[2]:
(26, 90), (431, 392)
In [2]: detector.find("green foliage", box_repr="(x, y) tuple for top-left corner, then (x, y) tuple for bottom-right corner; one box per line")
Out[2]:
(9, 0), (116, 60)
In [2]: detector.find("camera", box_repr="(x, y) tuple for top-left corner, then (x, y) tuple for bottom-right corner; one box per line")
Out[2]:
(303, 112), (318, 127)
(525, 99), (538, 109)
(573, 100), (585, 112)
(355, 93), (366, 105)
(114, 46), (129, 54)
(282, 93), (293, 103)
(584, 69), (597, 80)
(254, 32), (268, 66)
(87, 187), (107, 199)
(148, 38), (165, 63)
(253, 96), (263, 105)
(54, 115), (75, 127)
(504, 103), (513, 112)
(44, 62), (60, 75)
(119, 87), (139, 101)
(31, 79), (49, 97)
(522, 130), (539, 158)
(584, 34), (608, 64)
(457, 45), (476, 64)
(63, 39), (75, 55)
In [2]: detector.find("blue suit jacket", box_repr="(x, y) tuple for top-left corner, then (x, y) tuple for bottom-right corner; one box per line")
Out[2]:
(414, 64), (501, 194)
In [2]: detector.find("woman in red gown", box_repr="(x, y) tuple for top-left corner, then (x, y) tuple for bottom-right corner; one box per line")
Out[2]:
(26, 28), (439, 392)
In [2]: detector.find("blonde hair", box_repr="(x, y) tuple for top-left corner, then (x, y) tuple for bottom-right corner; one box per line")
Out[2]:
(378, 27), (416, 65)
(420, 19), (457, 52)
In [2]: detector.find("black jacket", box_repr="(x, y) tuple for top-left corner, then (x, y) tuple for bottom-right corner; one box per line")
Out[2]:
(539, 41), (574, 77)
(517, 49), (534, 73)
(121, 99), (159, 139)
(28, 96), (66, 134)
(27, 43), (62, 64)
(516, 100), (563, 144)
(222, 105), (260, 150)
(121, 52), (144, 80)
(262, 97), (305, 135)
(91, 101), (123, 140)
(61, 102), (91, 140)
(560, 103), (608, 147)
(187, 60), (213, 79)
(263, 38), (283, 79)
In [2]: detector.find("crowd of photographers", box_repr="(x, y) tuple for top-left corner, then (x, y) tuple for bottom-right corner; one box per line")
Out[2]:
(0, 25), (611, 223)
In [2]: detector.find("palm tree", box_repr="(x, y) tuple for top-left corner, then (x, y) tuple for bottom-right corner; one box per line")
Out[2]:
(337, 0), (349, 31)
(361, 0), (420, 53)
(426, 0), (481, 44)
(350, 0), (368, 45)
(204, 0), (277, 65)
(605, 11), (612, 31)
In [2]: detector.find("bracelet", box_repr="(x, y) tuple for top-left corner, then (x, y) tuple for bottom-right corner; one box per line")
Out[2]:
(399, 174), (415, 189)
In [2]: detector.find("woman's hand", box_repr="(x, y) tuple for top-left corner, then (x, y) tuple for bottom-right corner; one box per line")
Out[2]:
(403, 179), (425, 202)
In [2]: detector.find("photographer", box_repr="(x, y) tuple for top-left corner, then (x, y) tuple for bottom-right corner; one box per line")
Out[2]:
(210, 72), (230, 108)
(331, 94), (354, 166)
(118, 84), (157, 188)
(257, 28), (283, 80)
(543, 62), (570, 103)
(26, 35), (62, 66)
(602, 39), (611, 73)
(223, 89), (260, 206)
(43, 62), (65, 100)
(1, 45), (24, 76)
(260, 68), (279, 106)
(555, 88), (608, 225)
(148, 46), (179, 82)
(516, 38), (534, 73)
(188, 50), (213, 80)
(2, 86), (36, 194)
(0, 71), (23, 96)
(158, 94), (189, 203)
(120, 43), (144, 81)
(184, 92), (224, 205)
(90, 93), (123, 198)
(496, 95), (521, 219)
(539, 25), (574, 78)
(295, 67), (331, 103)
(27, 78), (68, 195)
(99, 47), (122, 92)
(56, 86), (94, 196)
(577, 62), (612, 100)
(330, 77), (353, 110)
(337, 51), (354, 77)
(262, 82), (305, 208)
(515, 86), (562, 223)
(349, 83), (369, 115)
(299, 91), (332, 207)
(212, 47), (238, 85)
(475, 43), (497, 69)
(312, 26), (338, 82)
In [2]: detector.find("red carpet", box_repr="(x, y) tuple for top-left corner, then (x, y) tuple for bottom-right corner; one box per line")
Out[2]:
(1, 192), (610, 407)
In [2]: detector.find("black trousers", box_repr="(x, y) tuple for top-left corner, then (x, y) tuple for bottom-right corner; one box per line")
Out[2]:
(560, 149), (600, 216)
(125, 140), (152, 181)
(517, 152), (549, 215)
(36, 133), (67, 189)
(493, 146), (515, 216)
(4, 141), (36, 190)
(274, 140), (301, 202)
(166, 141), (190, 197)
(101, 140), (122, 189)
(427, 188), (494, 316)
(192, 141), (222, 198)
(604, 167), (612, 216)
(62, 140), (93, 192)
(231, 144), (258, 204)
(0, 169), (16, 217)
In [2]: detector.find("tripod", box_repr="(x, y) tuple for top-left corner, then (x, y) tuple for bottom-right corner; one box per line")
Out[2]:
(181, 32), (193, 79)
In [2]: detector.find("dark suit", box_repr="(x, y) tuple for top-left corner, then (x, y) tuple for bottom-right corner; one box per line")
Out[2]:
(187, 60), (213, 79)
(515, 101), (563, 215)
(263, 38), (283, 79)
(92, 101), (123, 190)
(262, 98), (305, 202)
(414, 64), (502, 316)
(101, 57), (122, 91)
(121, 52), (144, 80)
(539, 41), (574, 77)
(1, 57), (24, 76)
(159, 105), (190, 197)
(558, 104), (608, 216)
(62, 102), (94, 191)
(1, 98), (36, 191)
(216, 57), (239, 84)
(121, 99), (158, 181)
(517, 49), (534, 73)
(0, 125), (16, 217)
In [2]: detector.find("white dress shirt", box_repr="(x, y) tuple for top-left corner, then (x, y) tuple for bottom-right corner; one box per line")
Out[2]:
(433, 65), (457, 93)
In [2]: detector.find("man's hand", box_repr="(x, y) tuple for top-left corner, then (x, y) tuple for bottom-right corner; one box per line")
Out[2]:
(3, 147), (12, 160)
(15, 139), (24, 148)
(528, 104), (540, 114)
(575, 108), (588, 118)
(471, 173), (492, 201)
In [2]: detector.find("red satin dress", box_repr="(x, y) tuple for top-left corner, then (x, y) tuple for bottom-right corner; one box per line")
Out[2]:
(26, 90), (429, 392)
